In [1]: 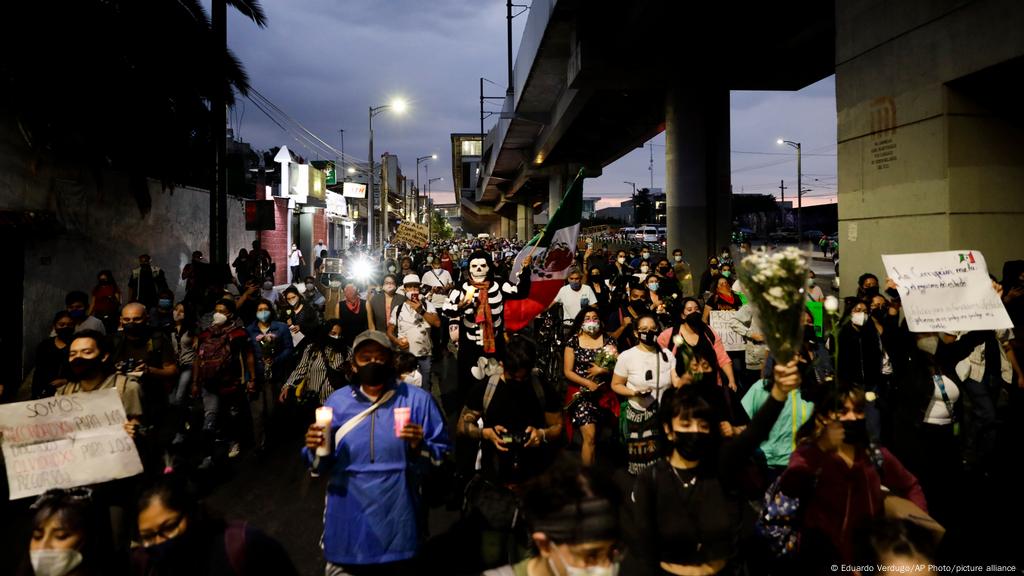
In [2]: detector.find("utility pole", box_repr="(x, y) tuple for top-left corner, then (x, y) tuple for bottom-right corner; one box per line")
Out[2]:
(649, 142), (654, 190)
(778, 179), (786, 204)
(209, 0), (228, 266)
(507, 0), (514, 96)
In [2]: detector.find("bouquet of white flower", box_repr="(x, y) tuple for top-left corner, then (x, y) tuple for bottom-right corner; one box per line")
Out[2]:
(736, 247), (810, 364)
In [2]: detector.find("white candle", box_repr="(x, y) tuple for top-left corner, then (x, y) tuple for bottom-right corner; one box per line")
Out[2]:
(315, 406), (333, 456)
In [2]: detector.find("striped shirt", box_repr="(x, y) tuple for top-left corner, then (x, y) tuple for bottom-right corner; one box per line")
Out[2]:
(284, 343), (350, 405)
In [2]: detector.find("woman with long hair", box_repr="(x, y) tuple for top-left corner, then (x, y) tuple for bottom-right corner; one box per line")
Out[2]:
(563, 307), (619, 467)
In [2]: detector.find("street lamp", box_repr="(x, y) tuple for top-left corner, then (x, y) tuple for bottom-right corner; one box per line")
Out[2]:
(777, 138), (802, 242)
(428, 177), (443, 243)
(368, 98), (407, 253)
(415, 154), (436, 222)
(624, 181), (637, 225)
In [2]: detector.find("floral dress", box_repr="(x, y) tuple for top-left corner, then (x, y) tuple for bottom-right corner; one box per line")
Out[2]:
(564, 334), (620, 439)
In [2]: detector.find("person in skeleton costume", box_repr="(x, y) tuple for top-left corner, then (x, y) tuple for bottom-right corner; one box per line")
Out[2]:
(444, 250), (532, 396)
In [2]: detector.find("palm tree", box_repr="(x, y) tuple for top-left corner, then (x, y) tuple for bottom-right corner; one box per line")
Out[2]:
(0, 0), (267, 210)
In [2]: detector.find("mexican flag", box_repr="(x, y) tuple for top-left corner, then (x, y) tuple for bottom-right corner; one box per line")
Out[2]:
(505, 168), (585, 332)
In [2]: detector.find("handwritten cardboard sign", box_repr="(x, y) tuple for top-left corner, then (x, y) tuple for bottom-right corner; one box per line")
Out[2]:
(710, 311), (745, 352)
(0, 389), (143, 500)
(393, 222), (429, 248)
(881, 250), (1012, 332)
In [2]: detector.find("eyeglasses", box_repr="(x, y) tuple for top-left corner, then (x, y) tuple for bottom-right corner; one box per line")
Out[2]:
(139, 513), (185, 546)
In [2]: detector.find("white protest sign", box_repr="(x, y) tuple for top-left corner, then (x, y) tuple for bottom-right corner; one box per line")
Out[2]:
(0, 389), (144, 500)
(710, 311), (745, 352)
(881, 250), (1013, 333)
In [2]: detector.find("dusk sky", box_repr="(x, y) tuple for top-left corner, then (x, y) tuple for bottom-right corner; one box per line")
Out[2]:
(218, 0), (838, 209)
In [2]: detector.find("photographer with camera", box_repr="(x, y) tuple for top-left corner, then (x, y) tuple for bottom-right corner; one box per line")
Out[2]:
(456, 335), (563, 570)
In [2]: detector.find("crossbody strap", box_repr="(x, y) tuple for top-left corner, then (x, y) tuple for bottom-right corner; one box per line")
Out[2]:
(334, 389), (397, 448)
(932, 374), (957, 424)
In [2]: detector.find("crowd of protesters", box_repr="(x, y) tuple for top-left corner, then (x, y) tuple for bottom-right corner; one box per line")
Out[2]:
(3, 232), (1023, 575)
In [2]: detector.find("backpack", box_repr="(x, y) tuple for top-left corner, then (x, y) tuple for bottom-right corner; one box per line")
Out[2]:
(196, 327), (239, 389)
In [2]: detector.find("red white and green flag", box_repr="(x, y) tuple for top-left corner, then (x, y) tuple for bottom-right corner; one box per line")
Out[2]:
(505, 168), (585, 332)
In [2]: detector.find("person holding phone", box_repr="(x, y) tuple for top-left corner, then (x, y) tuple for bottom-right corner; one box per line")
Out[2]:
(611, 315), (676, 476)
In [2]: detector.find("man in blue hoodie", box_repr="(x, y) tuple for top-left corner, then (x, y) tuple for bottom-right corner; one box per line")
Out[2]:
(304, 330), (450, 575)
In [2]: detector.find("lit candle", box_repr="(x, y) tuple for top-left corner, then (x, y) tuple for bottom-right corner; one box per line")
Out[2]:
(315, 406), (333, 456)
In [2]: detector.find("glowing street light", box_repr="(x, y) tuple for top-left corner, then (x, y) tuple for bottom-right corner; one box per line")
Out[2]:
(367, 97), (408, 253)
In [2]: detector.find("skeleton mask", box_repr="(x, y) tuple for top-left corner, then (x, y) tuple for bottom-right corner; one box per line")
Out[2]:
(469, 258), (490, 283)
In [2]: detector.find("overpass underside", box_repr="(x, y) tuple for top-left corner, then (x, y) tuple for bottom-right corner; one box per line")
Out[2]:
(475, 0), (834, 277)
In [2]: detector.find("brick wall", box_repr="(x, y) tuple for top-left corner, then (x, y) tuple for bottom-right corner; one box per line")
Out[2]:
(313, 209), (327, 258)
(258, 197), (291, 285)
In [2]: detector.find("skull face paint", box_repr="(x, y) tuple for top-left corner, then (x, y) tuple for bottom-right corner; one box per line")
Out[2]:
(469, 258), (490, 283)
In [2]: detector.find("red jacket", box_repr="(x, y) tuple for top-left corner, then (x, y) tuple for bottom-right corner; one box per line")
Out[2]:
(778, 442), (927, 569)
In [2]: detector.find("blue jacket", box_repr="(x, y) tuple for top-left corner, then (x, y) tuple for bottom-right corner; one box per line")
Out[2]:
(302, 380), (450, 565)
(246, 321), (294, 379)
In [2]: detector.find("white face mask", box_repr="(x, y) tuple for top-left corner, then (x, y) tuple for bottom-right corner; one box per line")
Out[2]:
(851, 311), (867, 327)
(673, 255), (682, 262)
(30, 549), (83, 576)
(640, 265), (649, 273)
(581, 321), (600, 335)
(617, 257), (625, 265)
(211, 312), (228, 325)
(426, 256), (434, 264)
(548, 544), (618, 576)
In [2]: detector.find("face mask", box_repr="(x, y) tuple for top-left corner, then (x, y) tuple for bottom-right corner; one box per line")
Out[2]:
(638, 331), (657, 346)
(672, 431), (712, 461)
(549, 545), (619, 576)
(287, 298), (299, 307)
(647, 282), (659, 292)
(383, 283), (396, 294)
(870, 307), (886, 320)
(263, 282), (273, 290)
(582, 321), (600, 335)
(916, 335), (939, 356)
(328, 333), (340, 340)
(569, 282), (582, 291)
(30, 549), (83, 576)
(640, 265), (650, 273)
(721, 271), (732, 279)
(123, 323), (149, 339)
(674, 255), (682, 262)
(641, 252), (650, 260)
(388, 265), (396, 273)
(256, 310), (271, 323)
(211, 312), (228, 326)
(305, 283), (316, 293)
(590, 273), (600, 280)
(863, 286), (880, 298)
(69, 357), (103, 379)
(721, 252), (729, 259)
(158, 298), (172, 309)
(851, 312), (867, 327)
(617, 257), (625, 265)
(55, 327), (75, 342)
(98, 277), (111, 285)
(807, 278), (816, 288)
(426, 256), (434, 263)
(684, 312), (702, 327)
(68, 309), (86, 320)
(841, 419), (869, 446)
(657, 267), (670, 274)
(356, 362), (394, 387)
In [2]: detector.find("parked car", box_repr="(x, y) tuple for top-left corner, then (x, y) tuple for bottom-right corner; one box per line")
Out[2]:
(769, 227), (800, 243)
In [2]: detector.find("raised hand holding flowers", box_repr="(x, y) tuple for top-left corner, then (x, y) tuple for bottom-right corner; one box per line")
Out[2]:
(736, 247), (810, 364)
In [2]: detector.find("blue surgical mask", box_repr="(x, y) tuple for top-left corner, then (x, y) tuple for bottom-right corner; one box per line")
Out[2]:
(648, 282), (659, 292)
(256, 310), (271, 323)
(569, 282), (582, 291)
(158, 298), (172, 309)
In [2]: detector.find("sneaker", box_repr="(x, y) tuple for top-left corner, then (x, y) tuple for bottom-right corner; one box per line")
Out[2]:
(228, 443), (241, 458)
(310, 470), (320, 478)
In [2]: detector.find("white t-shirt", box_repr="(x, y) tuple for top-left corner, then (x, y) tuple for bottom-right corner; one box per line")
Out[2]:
(390, 300), (437, 357)
(289, 249), (302, 266)
(924, 375), (960, 425)
(552, 284), (597, 322)
(421, 268), (454, 305)
(614, 345), (676, 411)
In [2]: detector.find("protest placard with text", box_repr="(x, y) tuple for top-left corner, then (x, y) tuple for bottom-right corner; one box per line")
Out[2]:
(393, 222), (430, 248)
(881, 250), (1012, 332)
(710, 311), (745, 352)
(0, 389), (144, 500)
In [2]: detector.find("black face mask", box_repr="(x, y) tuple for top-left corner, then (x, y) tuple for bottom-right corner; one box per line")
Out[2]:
(841, 419), (869, 446)
(69, 357), (103, 379)
(684, 312), (703, 328)
(123, 323), (149, 339)
(870, 307), (886, 320)
(672, 432), (712, 461)
(863, 286), (880, 298)
(55, 327), (75, 343)
(638, 331), (658, 346)
(657, 267), (670, 274)
(356, 362), (395, 388)
(143, 530), (194, 569)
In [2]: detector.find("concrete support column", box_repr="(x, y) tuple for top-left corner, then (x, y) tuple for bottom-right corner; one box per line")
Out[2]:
(664, 84), (731, 287)
(500, 215), (514, 238)
(517, 203), (533, 241)
(548, 166), (566, 217)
